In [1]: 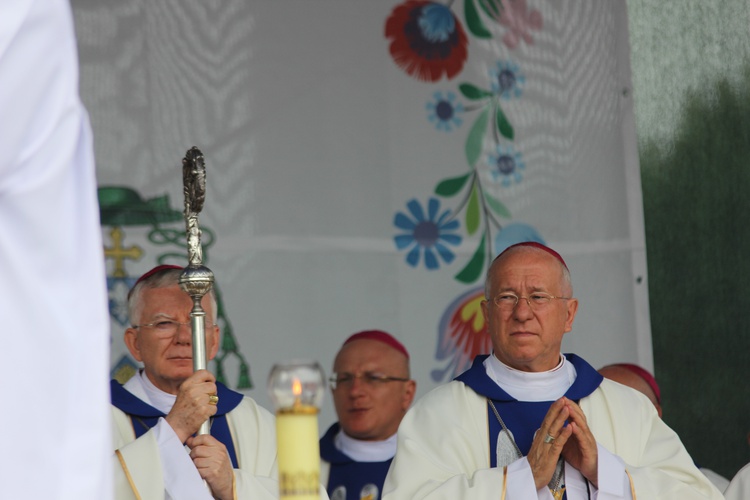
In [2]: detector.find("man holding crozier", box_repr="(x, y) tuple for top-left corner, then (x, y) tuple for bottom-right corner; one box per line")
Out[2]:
(110, 265), (278, 499)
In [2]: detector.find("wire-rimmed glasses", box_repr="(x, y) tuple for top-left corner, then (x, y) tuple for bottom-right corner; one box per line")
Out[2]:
(132, 320), (215, 337)
(492, 291), (570, 312)
(328, 372), (410, 390)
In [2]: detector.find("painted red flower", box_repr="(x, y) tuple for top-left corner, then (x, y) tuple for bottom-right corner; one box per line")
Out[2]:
(432, 287), (493, 381)
(385, 1), (468, 82)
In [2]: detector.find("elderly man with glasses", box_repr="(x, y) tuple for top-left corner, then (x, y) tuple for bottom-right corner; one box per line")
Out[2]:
(383, 242), (723, 500)
(320, 330), (416, 500)
(110, 265), (278, 500)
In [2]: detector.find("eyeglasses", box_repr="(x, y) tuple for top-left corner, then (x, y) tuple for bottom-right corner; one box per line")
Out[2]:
(492, 292), (570, 312)
(329, 372), (410, 390)
(132, 320), (215, 337)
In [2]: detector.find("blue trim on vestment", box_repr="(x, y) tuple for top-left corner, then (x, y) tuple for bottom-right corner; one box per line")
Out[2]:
(320, 423), (348, 464)
(319, 423), (393, 500)
(455, 354), (602, 462)
(455, 354), (601, 500)
(110, 378), (243, 468)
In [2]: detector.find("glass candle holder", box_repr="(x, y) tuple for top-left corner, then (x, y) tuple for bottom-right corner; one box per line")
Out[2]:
(268, 360), (325, 500)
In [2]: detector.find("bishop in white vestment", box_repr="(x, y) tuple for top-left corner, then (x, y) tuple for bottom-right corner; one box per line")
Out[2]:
(383, 242), (723, 500)
(112, 266), (279, 499)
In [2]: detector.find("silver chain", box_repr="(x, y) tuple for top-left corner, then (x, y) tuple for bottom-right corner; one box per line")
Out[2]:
(487, 399), (565, 492)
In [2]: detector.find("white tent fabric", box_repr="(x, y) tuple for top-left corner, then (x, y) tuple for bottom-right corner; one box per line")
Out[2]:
(73, 0), (649, 429)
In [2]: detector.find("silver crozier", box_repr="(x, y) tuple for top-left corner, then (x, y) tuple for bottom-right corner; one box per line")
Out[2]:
(179, 146), (214, 436)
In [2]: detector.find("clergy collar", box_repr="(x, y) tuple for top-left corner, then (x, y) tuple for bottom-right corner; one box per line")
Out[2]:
(455, 354), (603, 401)
(484, 353), (576, 402)
(111, 371), (244, 417)
(129, 369), (177, 415)
(334, 428), (398, 462)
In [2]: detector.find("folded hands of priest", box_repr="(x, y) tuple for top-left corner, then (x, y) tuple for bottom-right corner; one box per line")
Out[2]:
(528, 397), (599, 490)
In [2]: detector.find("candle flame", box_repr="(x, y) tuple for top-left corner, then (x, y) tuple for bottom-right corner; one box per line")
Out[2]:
(292, 378), (302, 397)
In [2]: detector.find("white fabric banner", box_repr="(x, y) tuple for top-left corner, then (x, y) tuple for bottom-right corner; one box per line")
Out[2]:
(73, 0), (650, 429)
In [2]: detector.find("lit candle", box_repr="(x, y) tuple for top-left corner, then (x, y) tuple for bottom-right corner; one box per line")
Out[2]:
(268, 361), (325, 500)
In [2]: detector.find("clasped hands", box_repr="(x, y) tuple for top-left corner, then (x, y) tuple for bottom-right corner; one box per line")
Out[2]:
(165, 370), (233, 500)
(527, 397), (598, 490)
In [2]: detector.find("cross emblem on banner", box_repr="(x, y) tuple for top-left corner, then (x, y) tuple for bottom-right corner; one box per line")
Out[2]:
(104, 226), (143, 277)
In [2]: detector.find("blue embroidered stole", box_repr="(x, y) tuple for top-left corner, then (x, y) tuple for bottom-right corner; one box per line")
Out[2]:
(319, 423), (392, 500)
(454, 354), (603, 466)
(110, 378), (243, 468)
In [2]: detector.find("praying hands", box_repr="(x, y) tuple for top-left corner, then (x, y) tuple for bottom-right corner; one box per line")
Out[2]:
(528, 397), (598, 490)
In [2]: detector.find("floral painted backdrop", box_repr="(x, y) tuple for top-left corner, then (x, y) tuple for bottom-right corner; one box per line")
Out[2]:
(73, 0), (650, 428)
(383, 0), (645, 382)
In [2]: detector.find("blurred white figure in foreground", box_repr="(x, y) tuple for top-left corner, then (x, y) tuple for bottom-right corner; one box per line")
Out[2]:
(0, 0), (111, 498)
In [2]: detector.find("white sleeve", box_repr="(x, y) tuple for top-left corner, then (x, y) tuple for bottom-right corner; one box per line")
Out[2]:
(560, 445), (632, 500)
(588, 444), (633, 499)
(724, 463), (750, 500)
(153, 418), (213, 500)
(112, 416), (212, 500)
(504, 457), (554, 499)
(492, 446), (634, 500)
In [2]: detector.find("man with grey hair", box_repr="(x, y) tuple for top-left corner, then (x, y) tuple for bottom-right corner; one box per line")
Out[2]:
(111, 265), (278, 499)
(384, 242), (722, 499)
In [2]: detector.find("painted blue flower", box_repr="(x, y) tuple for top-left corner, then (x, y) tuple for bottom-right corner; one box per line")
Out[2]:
(490, 61), (525, 100)
(426, 91), (464, 131)
(487, 145), (525, 186)
(494, 223), (545, 257)
(393, 198), (462, 270)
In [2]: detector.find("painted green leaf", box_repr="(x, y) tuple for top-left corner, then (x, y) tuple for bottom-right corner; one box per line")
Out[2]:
(465, 186), (480, 235)
(455, 234), (486, 284)
(478, 0), (503, 20)
(466, 107), (490, 167)
(496, 105), (514, 140)
(464, 0), (492, 39)
(459, 83), (493, 101)
(435, 173), (471, 197)
(484, 192), (511, 218)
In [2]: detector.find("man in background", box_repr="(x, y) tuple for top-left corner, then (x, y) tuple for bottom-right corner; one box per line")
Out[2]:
(598, 362), (730, 493)
(1, 0), (111, 497)
(320, 330), (416, 500)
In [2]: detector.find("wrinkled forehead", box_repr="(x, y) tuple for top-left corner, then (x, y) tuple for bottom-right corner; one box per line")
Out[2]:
(139, 285), (214, 316)
(489, 247), (566, 291)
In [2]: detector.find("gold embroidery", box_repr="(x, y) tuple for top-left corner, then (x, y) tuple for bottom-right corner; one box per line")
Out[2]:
(550, 486), (566, 500)
(115, 449), (142, 500)
(501, 466), (508, 500)
(626, 469), (636, 499)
